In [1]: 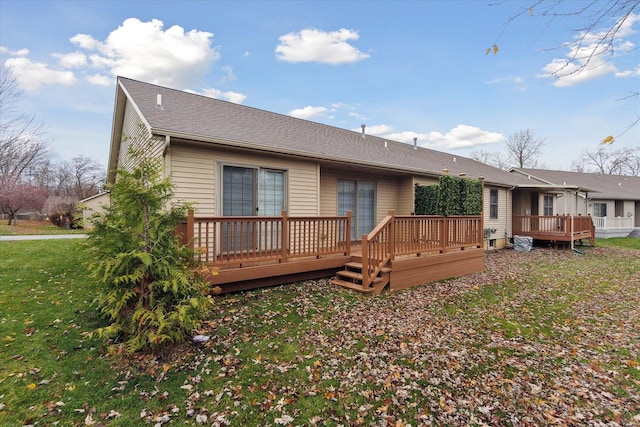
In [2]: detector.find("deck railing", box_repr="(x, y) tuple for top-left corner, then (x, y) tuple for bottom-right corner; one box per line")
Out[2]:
(179, 211), (482, 288)
(361, 214), (394, 289)
(592, 216), (633, 230)
(178, 211), (351, 266)
(513, 215), (595, 239)
(393, 215), (483, 255)
(360, 213), (483, 289)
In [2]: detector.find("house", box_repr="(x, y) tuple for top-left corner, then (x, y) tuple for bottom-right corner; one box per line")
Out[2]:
(79, 191), (110, 229)
(106, 77), (595, 292)
(511, 168), (640, 238)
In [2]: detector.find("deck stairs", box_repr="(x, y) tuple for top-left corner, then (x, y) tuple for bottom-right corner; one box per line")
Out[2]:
(330, 256), (391, 294)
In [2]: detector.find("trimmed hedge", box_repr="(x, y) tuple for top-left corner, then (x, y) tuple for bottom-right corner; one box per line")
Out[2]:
(415, 176), (482, 216)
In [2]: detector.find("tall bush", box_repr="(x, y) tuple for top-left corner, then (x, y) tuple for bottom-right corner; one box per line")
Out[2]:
(414, 185), (439, 215)
(86, 138), (212, 354)
(415, 176), (482, 216)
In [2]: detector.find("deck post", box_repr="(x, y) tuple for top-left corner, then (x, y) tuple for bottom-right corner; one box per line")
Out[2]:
(440, 218), (447, 253)
(479, 177), (485, 250)
(186, 210), (195, 251)
(361, 233), (369, 290)
(346, 211), (352, 255)
(281, 210), (289, 263)
(388, 210), (395, 261)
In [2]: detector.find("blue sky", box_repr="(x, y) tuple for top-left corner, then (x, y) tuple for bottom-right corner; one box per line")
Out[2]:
(1, 0), (638, 170)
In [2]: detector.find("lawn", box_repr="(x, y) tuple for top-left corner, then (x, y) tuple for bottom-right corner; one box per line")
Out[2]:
(0, 219), (86, 236)
(0, 239), (638, 426)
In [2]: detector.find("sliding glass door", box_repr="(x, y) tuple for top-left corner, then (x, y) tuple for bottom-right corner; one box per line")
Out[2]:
(338, 179), (376, 240)
(222, 165), (286, 251)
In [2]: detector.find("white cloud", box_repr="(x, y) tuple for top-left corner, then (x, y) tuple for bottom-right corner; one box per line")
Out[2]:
(380, 124), (505, 149)
(54, 51), (87, 68)
(539, 55), (618, 87)
(485, 75), (527, 91)
(85, 73), (113, 86)
(70, 33), (100, 50)
(70, 18), (220, 88)
(289, 105), (328, 119)
(218, 65), (237, 84)
(199, 87), (247, 104)
(348, 111), (367, 121)
(4, 56), (76, 90)
(275, 28), (369, 65)
(354, 124), (393, 135)
(539, 13), (639, 87)
(422, 125), (505, 149)
(0, 46), (29, 56)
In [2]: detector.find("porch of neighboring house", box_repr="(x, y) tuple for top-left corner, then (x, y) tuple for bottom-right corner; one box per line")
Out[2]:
(591, 216), (635, 238)
(512, 214), (596, 248)
(177, 211), (484, 294)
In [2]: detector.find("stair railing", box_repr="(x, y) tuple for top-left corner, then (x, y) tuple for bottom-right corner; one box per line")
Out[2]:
(361, 211), (394, 290)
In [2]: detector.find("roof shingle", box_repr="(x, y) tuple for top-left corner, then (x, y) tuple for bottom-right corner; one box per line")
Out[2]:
(118, 77), (536, 187)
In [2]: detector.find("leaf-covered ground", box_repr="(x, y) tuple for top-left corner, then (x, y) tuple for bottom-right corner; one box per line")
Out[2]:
(120, 246), (640, 426)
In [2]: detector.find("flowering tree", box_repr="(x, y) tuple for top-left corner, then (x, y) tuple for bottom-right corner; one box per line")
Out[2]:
(0, 182), (49, 224)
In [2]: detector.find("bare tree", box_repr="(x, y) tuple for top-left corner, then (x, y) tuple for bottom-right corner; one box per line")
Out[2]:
(506, 129), (545, 168)
(469, 149), (512, 170)
(573, 146), (640, 176)
(70, 156), (105, 199)
(469, 149), (493, 164)
(492, 1), (639, 78)
(0, 67), (50, 223)
(491, 1), (639, 140)
(622, 150), (640, 176)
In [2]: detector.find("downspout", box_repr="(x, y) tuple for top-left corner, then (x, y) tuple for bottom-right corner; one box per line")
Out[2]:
(480, 177), (485, 251)
(571, 191), (574, 251)
(162, 135), (171, 179)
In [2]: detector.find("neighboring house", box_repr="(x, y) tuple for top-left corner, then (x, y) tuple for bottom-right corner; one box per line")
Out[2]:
(511, 168), (640, 238)
(106, 77), (595, 292)
(79, 191), (110, 229)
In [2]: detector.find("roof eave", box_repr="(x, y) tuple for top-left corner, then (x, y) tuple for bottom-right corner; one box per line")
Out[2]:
(152, 127), (514, 187)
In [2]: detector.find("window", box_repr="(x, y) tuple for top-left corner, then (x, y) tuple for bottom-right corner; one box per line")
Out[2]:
(338, 180), (376, 240)
(593, 202), (607, 217)
(222, 165), (286, 216)
(222, 165), (286, 251)
(489, 189), (498, 219)
(543, 195), (553, 216)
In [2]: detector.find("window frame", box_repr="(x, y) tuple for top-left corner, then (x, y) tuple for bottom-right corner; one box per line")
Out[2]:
(220, 163), (288, 217)
(489, 188), (498, 220)
(543, 195), (553, 216)
(593, 202), (607, 217)
(338, 179), (376, 240)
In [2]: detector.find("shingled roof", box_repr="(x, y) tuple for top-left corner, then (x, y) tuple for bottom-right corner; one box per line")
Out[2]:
(114, 77), (535, 187)
(513, 168), (640, 200)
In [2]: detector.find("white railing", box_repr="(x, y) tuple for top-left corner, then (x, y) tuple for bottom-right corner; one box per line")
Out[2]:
(592, 216), (634, 230)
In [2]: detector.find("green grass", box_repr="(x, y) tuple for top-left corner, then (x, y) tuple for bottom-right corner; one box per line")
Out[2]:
(0, 219), (86, 236)
(0, 239), (638, 425)
(596, 236), (640, 250)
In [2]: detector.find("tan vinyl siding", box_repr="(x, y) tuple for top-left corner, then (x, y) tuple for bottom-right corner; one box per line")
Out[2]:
(319, 170), (337, 216)
(397, 176), (415, 215)
(170, 145), (216, 214)
(376, 177), (399, 221)
(170, 144), (319, 216)
(118, 99), (163, 172)
(484, 186), (510, 249)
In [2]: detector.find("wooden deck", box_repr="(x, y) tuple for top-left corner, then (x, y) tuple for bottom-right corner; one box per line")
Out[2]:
(177, 211), (484, 294)
(512, 215), (595, 247)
